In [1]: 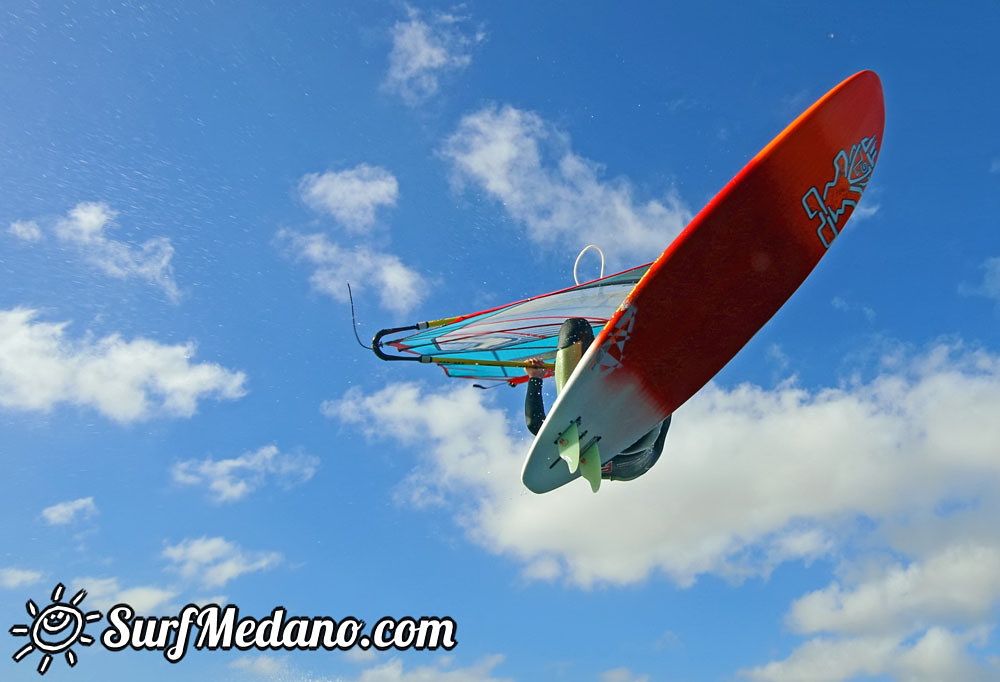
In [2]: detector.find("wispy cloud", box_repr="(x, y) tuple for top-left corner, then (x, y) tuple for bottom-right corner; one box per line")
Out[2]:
(601, 668), (651, 682)
(341, 655), (510, 682)
(277, 230), (426, 315)
(0, 308), (247, 423)
(162, 536), (281, 589)
(230, 655), (292, 677)
(780, 89), (812, 117)
(442, 104), (692, 265)
(0, 568), (43, 589)
(383, 6), (484, 105)
(9, 202), (181, 301)
(41, 497), (98, 525)
(225, 653), (509, 682)
(7, 219), (42, 242)
(172, 445), (319, 503)
(72, 576), (178, 615)
(653, 630), (680, 650)
(960, 256), (1000, 303)
(990, 158), (1000, 174)
(300, 165), (399, 233)
(850, 201), (880, 220)
(831, 295), (876, 322)
(663, 96), (697, 113)
(343, 648), (378, 664)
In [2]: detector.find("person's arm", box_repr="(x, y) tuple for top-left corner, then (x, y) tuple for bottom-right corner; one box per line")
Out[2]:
(524, 359), (547, 435)
(525, 377), (546, 435)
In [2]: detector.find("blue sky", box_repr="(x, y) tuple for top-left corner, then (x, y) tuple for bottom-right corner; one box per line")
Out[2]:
(2, 1), (999, 681)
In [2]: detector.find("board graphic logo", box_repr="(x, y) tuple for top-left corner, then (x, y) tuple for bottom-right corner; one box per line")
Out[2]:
(9, 583), (102, 676)
(589, 304), (637, 374)
(802, 135), (879, 249)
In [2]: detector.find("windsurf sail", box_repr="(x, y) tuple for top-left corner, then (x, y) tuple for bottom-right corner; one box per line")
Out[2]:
(371, 263), (651, 384)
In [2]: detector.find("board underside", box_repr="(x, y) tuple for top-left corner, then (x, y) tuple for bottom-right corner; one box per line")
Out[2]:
(522, 70), (885, 493)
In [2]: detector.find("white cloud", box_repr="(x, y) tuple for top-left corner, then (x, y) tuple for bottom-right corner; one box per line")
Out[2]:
(228, 654), (509, 682)
(334, 341), (1000, 678)
(49, 202), (180, 300)
(162, 536), (281, 589)
(740, 533), (1000, 676)
(739, 536), (998, 675)
(300, 165), (399, 232)
(892, 627), (995, 682)
(277, 229), (426, 315)
(189, 594), (228, 608)
(383, 7), (483, 105)
(442, 104), (692, 265)
(329, 343), (1000, 588)
(230, 655), (292, 677)
(41, 497), (98, 525)
(741, 628), (992, 682)
(0, 308), (246, 423)
(0, 568), (43, 589)
(343, 655), (511, 682)
(54, 201), (113, 243)
(10, 203), (180, 297)
(73, 576), (177, 614)
(788, 543), (1000, 637)
(601, 668), (650, 682)
(741, 634), (902, 682)
(344, 648), (379, 664)
(172, 445), (320, 503)
(290, 164), (427, 316)
(767, 528), (834, 567)
(8, 219), (42, 242)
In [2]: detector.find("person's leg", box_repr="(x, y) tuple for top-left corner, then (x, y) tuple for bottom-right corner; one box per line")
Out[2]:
(620, 426), (660, 455)
(602, 415), (671, 481)
(554, 318), (594, 394)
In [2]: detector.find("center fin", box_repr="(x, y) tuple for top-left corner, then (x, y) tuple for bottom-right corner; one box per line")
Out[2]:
(579, 441), (601, 493)
(557, 422), (580, 473)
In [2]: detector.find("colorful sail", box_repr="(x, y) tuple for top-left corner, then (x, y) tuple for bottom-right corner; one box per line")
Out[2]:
(372, 264), (651, 384)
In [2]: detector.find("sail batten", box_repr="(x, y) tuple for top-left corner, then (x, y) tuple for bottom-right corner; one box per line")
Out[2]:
(372, 263), (651, 383)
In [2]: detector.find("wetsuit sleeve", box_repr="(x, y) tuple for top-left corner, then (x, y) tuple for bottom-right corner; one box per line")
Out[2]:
(524, 377), (546, 435)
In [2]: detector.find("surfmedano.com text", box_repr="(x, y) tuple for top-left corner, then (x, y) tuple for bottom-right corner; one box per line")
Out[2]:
(101, 604), (457, 663)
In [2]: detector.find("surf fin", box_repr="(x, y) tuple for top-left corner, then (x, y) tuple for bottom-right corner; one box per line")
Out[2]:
(579, 442), (601, 493)
(557, 422), (580, 473)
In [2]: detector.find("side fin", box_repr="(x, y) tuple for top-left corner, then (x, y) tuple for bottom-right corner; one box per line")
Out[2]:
(557, 422), (580, 473)
(579, 442), (601, 493)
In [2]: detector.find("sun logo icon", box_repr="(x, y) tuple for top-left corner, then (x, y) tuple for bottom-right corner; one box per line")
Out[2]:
(9, 583), (102, 676)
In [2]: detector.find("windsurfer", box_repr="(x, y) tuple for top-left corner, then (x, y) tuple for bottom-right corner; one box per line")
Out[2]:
(524, 318), (670, 482)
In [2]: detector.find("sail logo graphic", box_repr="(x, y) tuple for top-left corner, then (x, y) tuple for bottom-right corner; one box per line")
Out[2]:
(802, 135), (879, 249)
(9, 583), (102, 676)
